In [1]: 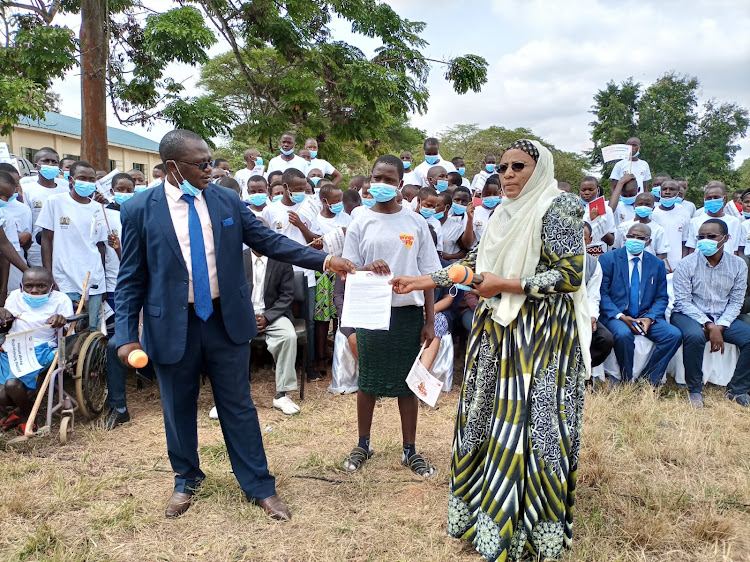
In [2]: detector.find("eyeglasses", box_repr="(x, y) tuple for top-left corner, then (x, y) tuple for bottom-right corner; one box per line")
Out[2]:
(696, 234), (725, 240)
(178, 160), (212, 171)
(496, 162), (528, 174)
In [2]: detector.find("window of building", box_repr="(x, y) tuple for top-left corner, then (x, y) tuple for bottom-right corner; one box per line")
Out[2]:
(132, 163), (145, 173)
(21, 148), (37, 162)
(108, 160), (118, 172)
(63, 153), (79, 160)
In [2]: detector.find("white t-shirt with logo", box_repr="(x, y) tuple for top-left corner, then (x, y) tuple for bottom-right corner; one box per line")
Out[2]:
(652, 206), (692, 270)
(614, 201), (636, 227)
(473, 205), (495, 245)
(5, 289), (74, 346)
(262, 199), (316, 287)
(266, 155), (309, 176)
(413, 156), (457, 187)
(23, 181), (70, 266)
(609, 158), (652, 192)
(35, 193), (108, 295)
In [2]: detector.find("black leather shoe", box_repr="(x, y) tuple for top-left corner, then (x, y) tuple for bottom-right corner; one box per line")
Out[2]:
(104, 408), (130, 430)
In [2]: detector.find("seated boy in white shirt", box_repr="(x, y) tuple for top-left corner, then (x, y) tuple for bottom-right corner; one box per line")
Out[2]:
(609, 173), (638, 226)
(0, 267), (73, 433)
(613, 192), (670, 260)
(415, 187), (443, 254)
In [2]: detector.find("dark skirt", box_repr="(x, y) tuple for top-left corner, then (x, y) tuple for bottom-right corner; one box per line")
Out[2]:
(356, 306), (423, 397)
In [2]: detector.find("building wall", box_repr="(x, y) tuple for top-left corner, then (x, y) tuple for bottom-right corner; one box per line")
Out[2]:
(0, 127), (161, 181)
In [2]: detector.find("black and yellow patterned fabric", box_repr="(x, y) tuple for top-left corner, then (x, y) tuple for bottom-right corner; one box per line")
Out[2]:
(431, 192), (586, 561)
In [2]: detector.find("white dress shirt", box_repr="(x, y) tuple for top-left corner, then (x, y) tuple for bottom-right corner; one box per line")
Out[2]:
(164, 178), (219, 301)
(251, 254), (268, 315)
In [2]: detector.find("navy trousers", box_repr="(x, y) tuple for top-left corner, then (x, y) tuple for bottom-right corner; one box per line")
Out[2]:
(671, 312), (750, 396)
(154, 302), (275, 500)
(601, 317), (682, 384)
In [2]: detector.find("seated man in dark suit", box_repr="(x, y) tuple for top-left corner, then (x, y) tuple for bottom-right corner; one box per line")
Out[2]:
(599, 223), (682, 385)
(244, 218), (299, 415)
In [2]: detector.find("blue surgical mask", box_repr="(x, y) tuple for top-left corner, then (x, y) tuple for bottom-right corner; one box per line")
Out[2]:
(178, 179), (201, 197)
(134, 186), (149, 194)
(704, 199), (724, 214)
(403, 161), (411, 170)
(631, 150), (640, 159)
(63, 171), (70, 180)
(249, 193), (268, 207)
(485, 164), (495, 173)
(362, 198), (376, 208)
(457, 167), (465, 176)
(367, 182), (398, 203)
(113, 193), (134, 206)
(620, 195), (636, 206)
(456, 284), (472, 291)
(22, 290), (51, 308)
(625, 238), (646, 255)
(329, 202), (344, 214)
(290, 192), (306, 204)
(424, 155), (439, 165)
(309, 151), (318, 159)
(697, 239), (721, 257)
(743, 211), (750, 219)
(0, 194), (18, 208)
(634, 206), (653, 218)
(39, 165), (60, 180)
(255, 158), (264, 167)
(434, 211), (444, 221)
(280, 148), (295, 156)
(272, 194), (283, 203)
(310, 177), (321, 186)
(660, 197), (677, 208)
(436, 180), (449, 192)
(652, 187), (661, 198)
(483, 196), (501, 208)
(676, 197), (684, 204)
(419, 207), (436, 219)
(74, 180), (97, 198)
(452, 203), (467, 215)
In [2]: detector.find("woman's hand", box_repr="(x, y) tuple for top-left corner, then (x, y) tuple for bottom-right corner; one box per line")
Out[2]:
(390, 275), (436, 294)
(420, 322), (435, 347)
(361, 260), (391, 275)
(472, 272), (506, 299)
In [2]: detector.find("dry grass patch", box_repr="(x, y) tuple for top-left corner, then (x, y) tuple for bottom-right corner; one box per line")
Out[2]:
(0, 363), (749, 561)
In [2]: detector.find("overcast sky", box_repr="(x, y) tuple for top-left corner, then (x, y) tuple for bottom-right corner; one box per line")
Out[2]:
(52, 0), (750, 167)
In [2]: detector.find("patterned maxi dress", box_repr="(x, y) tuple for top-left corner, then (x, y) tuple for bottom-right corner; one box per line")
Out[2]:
(431, 193), (586, 561)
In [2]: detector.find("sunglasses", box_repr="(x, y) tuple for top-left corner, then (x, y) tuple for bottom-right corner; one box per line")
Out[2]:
(696, 234), (725, 240)
(179, 160), (212, 171)
(496, 162), (528, 174)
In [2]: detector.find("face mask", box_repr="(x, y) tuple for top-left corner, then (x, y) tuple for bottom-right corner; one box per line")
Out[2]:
(625, 238), (646, 255)
(434, 211), (444, 221)
(329, 201), (344, 214)
(310, 177), (321, 186)
(280, 148), (295, 156)
(631, 150), (640, 159)
(651, 187), (661, 198)
(483, 196), (501, 208)
(676, 197), (684, 204)
(255, 158), (264, 167)
(659, 197), (677, 208)
(419, 207), (436, 219)
(696, 239), (721, 257)
(619, 195), (636, 206)
(704, 199), (724, 214)
(135, 185), (149, 194)
(368, 182), (398, 203)
(457, 167), (466, 176)
(290, 192), (306, 204)
(743, 211), (750, 219)
(113, 193), (134, 206)
(402, 161), (411, 170)
(22, 290), (51, 308)
(272, 194), (283, 203)
(362, 198), (376, 208)
(485, 164), (495, 174)
(249, 193), (268, 207)
(424, 155), (439, 165)
(0, 193), (18, 208)
(634, 206), (653, 218)
(452, 203), (467, 215)
(309, 151), (318, 159)
(63, 171), (70, 180)
(170, 163), (201, 197)
(73, 180), (97, 198)
(436, 180), (449, 192)
(39, 165), (61, 180)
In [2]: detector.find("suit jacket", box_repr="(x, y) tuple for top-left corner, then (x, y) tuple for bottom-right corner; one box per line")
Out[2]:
(114, 183), (326, 364)
(243, 249), (294, 325)
(599, 247), (669, 322)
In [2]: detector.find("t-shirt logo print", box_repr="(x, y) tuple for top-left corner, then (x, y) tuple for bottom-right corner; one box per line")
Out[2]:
(59, 216), (71, 228)
(33, 201), (43, 209)
(399, 233), (414, 249)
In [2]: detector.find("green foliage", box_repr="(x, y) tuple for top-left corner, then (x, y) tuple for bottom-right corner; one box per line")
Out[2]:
(437, 124), (588, 185)
(589, 72), (749, 201)
(738, 158), (750, 190)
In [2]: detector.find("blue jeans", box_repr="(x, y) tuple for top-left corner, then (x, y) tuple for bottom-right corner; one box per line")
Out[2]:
(671, 312), (750, 396)
(66, 292), (103, 333)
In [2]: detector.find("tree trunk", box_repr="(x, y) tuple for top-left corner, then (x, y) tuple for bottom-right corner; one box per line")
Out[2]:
(80, 0), (108, 171)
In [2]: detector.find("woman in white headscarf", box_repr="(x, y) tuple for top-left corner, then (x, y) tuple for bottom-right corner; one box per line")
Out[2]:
(392, 140), (590, 561)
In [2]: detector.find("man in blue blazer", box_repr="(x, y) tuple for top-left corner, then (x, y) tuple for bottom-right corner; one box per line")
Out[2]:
(599, 223), (682, 384)
(114, 130), (354, 521)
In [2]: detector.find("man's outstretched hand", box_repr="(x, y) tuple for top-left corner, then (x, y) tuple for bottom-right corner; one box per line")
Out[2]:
(328, 257), (356, 280)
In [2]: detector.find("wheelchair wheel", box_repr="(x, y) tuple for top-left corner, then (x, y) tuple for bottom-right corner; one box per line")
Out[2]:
(75, 331), (108, 420)
(59, 415), (72, 444)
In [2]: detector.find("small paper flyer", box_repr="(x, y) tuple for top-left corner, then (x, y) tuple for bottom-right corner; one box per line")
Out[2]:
(322, 226), (345, 257)
(95, 169), (120, 202)
(601, 144), (632, 164)
(406, 344), (443, 407)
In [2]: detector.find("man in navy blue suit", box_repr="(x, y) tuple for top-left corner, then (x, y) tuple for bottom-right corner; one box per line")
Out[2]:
(114, 130), (355, 520)
(599, 223), (682, 384)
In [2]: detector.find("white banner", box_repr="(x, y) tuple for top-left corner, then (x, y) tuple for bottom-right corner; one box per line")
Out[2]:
(322, 227), (345, 257)
(601, 144), (632, 164)
(6, 330), (42, 378)
(406, 344), (443, 408)
(95, 169), (120, 202)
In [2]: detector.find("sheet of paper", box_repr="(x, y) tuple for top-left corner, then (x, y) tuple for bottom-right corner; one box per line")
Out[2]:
(6, 330), (42, 378)
(322, 227), (345, 257)
(95, 169), (119, 202)
(340, 271), (393, 330)
(601, 144), (632, 164)
(0, 142), (10, 159)
(0, 157), (19, 172)
(406, 345), (443, 407)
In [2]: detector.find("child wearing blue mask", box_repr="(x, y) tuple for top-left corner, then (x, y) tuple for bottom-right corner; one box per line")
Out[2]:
(686, 181), (743, 256)
(441, 187), (475, 261)
(0, 267), (73, 434)
(400, 151), (420, 186)
(36, 161), (108, 331)
(470, 153), (497, 195)
(341, 154), (441, 477)
(304, 138), (343, 186)
(609, 173), (638, 227)
(451, 157), (471, 188)
(351, 181), (374, 219)
(414, 138), (456, 187)
(0, 167), (32, 295)
(416, 187), (443, 254)
(246, 175), (269, 216)
(651, 179), (692, 272)
(474, 178), (501, 244)
(233, 148), (264, 192)
(613, 192), (669, 259)
(426, 165), (450, 194)
(609, 136), (652, 193)
(266, 132), (309, 176)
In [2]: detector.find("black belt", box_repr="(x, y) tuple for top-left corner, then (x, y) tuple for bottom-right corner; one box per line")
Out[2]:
(188, 297), (221, 312)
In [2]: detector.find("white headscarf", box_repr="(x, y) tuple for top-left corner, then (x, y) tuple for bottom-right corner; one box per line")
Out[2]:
(476, 140), (591, 374)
